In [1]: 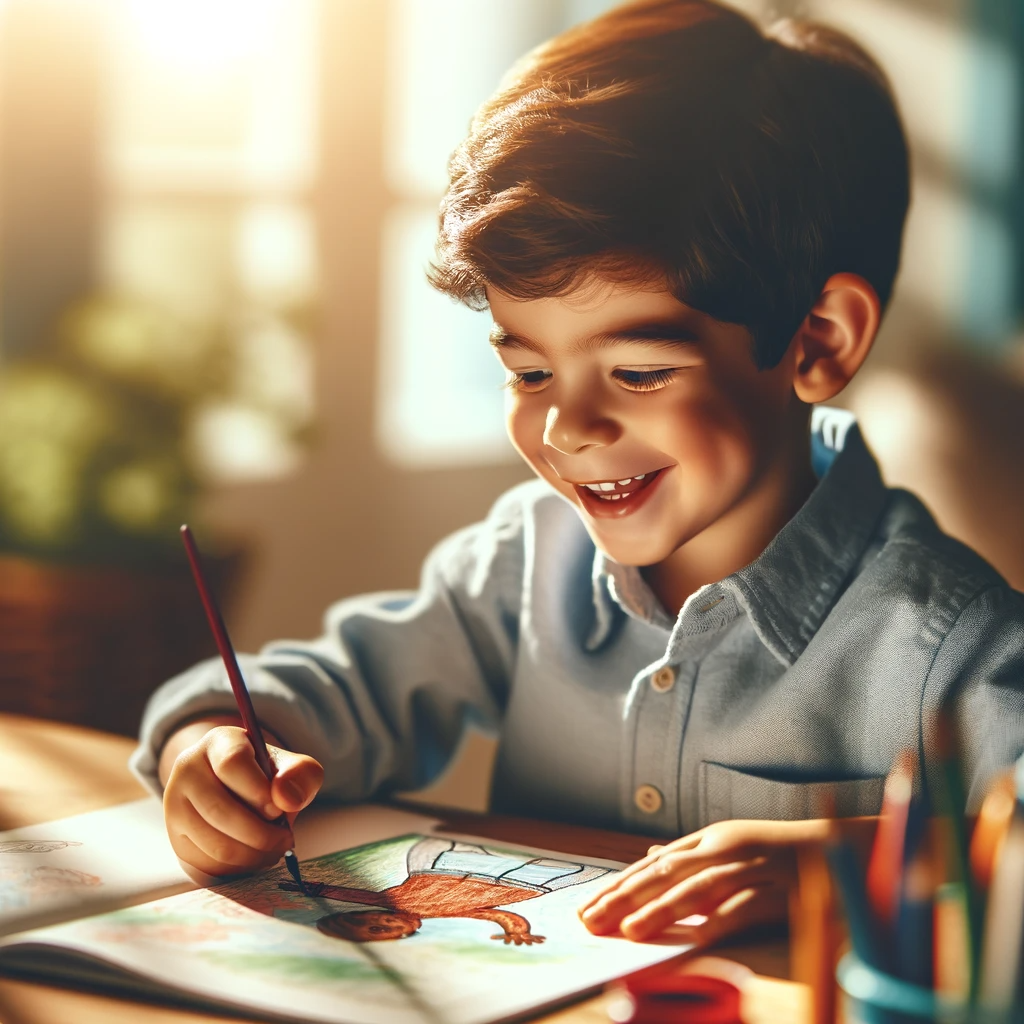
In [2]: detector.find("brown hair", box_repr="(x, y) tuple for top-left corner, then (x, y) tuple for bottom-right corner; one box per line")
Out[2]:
(316, 909), (421, 942)
(429, 0), (910, 368)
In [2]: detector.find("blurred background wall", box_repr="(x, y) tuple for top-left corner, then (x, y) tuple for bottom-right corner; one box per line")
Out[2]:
(0, 0), (1022, 805)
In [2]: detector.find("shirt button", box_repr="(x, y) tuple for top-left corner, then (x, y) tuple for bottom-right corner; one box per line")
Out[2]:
(650, 665), (676, 693)
(634, 784), (663, 814)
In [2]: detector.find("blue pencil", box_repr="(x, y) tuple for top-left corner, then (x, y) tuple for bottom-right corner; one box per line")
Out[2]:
(825, 832), (884, 971)
(895, 847), (934, 987)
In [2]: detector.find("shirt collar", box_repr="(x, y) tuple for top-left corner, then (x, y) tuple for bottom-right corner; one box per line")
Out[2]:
(586, 409), (889, 662)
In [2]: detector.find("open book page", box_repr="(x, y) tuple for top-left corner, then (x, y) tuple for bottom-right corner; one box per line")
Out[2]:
(0, 797), (442, 940)
(0, 798), (192, 937)
(0, 832), (691, 1024)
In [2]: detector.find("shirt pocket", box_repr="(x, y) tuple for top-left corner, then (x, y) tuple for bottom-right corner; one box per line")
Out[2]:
(699, 761), (886, 827)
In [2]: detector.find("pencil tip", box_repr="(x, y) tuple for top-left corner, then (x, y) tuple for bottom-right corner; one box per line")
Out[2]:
(284, 849), (307, 895)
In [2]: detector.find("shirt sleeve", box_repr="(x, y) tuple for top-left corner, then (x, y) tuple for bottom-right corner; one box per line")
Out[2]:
(922, 583), (1024, 811)
(129, 488), (528, 799)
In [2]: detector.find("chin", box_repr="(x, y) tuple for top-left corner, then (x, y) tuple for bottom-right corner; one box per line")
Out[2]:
(585, 527), (679, 568)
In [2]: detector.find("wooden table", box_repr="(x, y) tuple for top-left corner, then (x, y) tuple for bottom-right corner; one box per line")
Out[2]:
(0, 714), (803, 1024)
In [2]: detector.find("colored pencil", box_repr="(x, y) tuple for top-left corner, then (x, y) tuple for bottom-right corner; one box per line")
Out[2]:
(932, 711), (982, 999)
(970, 769), (1016, 890)
(978, 769), (1024, 1014)
(812, 751), (1024, 1016)
(866, 749), (916, 928)
(933, 879), (971, 1003)
(825, 825), (883, 970)
(180, 524), (306, 893)
(790, 842), (839, 1024)
(978, 813), (1024, 1012)
(895, 841), (935, 988)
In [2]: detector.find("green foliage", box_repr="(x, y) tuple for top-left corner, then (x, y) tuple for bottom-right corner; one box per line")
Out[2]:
(0, 296), (222, 565)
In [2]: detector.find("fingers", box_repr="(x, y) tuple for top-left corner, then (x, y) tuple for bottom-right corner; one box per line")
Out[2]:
(179, 798), (290, 872)
(668, 885), (789, 949)
(163, 726), (310, 877)
(577, 852), (661, 916)
(577, 833), (703, 916)
(581, 847), (717, 933)
(576, 845), (685, 917)
(617, 858), (773, 941)
(579, 820), (803, 945)
(173, 833), (243, 878)
(201, 729), (324, 818)
(269, 747), (324, 815)
(187, 772), (292, 852)
(203, 728), (278, 817)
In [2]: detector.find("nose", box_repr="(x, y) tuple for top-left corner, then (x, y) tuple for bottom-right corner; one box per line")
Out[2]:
(542, 400), (620, 455)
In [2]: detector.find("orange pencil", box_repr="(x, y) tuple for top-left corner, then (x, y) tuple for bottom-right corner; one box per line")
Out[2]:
(969, 770), (1016, 890)
(790, 842), (839, 1024)
(934, 877), (971, 1003)
(979, 800), (1024, 1012)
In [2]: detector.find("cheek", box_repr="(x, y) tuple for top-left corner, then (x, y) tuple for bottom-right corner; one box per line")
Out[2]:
(505, 396), (547, 460)
(640, 389), (760, 482)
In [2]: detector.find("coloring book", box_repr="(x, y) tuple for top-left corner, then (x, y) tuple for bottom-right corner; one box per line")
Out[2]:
(0, 801), (690, 1023)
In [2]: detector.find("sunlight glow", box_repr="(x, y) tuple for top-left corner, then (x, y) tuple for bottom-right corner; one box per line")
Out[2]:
(120, 0), (284, 77)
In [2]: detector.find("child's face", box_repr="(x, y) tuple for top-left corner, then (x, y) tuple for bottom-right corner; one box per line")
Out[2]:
(488, 275), (810, 569)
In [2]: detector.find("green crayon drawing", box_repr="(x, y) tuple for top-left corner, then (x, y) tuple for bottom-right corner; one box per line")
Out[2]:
(200, 951), (384, 985)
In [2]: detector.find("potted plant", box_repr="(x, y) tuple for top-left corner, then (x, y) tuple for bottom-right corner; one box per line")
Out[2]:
(0, 295), (306, 736)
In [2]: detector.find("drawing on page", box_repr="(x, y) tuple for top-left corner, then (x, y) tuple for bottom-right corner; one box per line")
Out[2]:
(271, 836), (612, 946)
(6, 830), (692, 1019)
(0, 865), (101, 911)
(0, 840), (83, 854)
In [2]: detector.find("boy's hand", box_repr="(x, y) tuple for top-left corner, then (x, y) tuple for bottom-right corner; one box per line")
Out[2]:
(160, 719), (324, 877)
(578, 819), (832, 946)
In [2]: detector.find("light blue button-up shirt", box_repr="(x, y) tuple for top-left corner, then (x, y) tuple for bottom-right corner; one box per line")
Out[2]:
(132, 410), (1024, 837)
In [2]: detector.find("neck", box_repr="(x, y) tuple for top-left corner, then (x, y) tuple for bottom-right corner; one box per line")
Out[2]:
(642, 428), (818, 615)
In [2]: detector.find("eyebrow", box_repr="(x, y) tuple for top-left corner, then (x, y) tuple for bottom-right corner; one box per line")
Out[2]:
(594, 323), (702, 349)
(489, 321), (701, 353)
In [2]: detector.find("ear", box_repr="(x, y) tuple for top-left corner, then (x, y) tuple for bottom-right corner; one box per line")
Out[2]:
(790, 273), (881, 404)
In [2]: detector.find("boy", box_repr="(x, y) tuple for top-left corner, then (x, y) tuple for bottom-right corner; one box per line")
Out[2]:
(136, 0), (1024, 948)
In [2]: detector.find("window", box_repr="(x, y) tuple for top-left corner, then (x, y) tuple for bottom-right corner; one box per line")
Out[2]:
(807, 0), (1020, 350)
(100, 0), (320, 481)
(376, 0), (769, 468)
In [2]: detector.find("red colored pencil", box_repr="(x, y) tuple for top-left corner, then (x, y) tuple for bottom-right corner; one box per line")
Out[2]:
(180, 524), (305, 890)
(180, 524), (273, 777)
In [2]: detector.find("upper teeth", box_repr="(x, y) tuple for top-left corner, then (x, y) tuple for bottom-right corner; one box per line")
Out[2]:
(583, 473), (648, 492)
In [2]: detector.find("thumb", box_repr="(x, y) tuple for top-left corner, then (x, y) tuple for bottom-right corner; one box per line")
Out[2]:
(269, 748), (324, 814)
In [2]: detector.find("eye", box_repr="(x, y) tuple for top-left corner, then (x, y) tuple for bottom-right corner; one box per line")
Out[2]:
(612, 368), (680, 392)
(504, 369), (553, 392)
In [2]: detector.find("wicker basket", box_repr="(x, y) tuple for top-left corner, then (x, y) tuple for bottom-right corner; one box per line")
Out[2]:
(0, 551), (243, 737)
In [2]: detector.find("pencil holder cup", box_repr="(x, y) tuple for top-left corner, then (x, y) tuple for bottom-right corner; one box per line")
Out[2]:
(837, 953), (970, 1024)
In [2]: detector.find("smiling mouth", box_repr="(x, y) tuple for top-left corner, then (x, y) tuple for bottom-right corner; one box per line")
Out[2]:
(575, 471), (658, 500)
(571, 468), (667, 517)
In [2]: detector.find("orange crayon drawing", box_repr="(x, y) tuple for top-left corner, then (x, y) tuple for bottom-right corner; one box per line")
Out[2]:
(279, 838), (611, 945)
